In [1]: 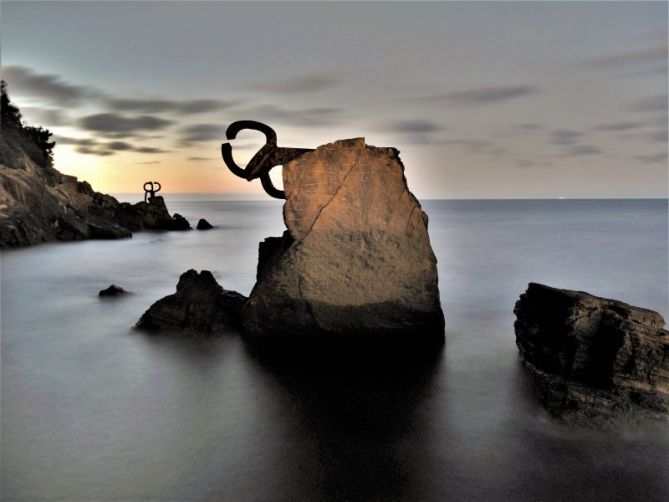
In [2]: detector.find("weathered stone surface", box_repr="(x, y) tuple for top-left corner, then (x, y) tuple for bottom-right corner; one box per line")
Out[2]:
(99, 284), (127, 297)
(197, 218), (214, 230)
(243, 138), (444, 343)
(514, 282), (669, 419)
(136, 270), (247, 335)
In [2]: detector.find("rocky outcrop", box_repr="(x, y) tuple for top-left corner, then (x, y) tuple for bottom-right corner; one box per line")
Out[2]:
(514, 282), (669, 419)
(243, 138), (445, 343)
(197, 218), (214, 230)
(135, 270), (247, 334)
(0, 159), (191, 248)
(99, 285), (127, 297)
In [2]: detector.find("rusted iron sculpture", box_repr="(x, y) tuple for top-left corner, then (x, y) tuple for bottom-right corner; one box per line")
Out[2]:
(221, 120), (313, 199)
(143, 181), (161, 202)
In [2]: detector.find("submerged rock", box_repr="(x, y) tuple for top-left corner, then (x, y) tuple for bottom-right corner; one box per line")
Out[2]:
(243, 138), (445, 343)
(135, 270), (247, 334)
(514, 282), (669, 420)
(99, 284), (127, 297)
(197, 218), (214, 230)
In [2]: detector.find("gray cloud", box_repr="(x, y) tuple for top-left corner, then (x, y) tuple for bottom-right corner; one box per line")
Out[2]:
(106, 97), (236, 115)
(135, 146), (168, 154)
(596, 121), (644, 131)
(385, 119), (444, 134)
(52, 135), (97, 147)
(629, 94), (668, 113)
(634, 152), (668, 164)
(440, 138), (506, 156)
(2, 65), (96, 104)
(516, 159), (555, 168)
(233, 104), (344, 127)
(645, 129), (668, 143)
(562, 144), (604, 156)
(550, 129), (585, 145)
(585, 44), (668, 69)
(107, 141), (133, 151)
(178, 123), (225, 145)
(20, 106), (68, 127)
(250, 72), (342, 94)
(79, 113), (173, 137)
(420, 85), (539, 105)
(136, 160), (161, 165)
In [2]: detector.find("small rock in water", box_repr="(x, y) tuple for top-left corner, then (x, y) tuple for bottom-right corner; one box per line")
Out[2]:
(514, 282), (669, 422)
(99, 284), (127, 297)
(135, 269), (247, 335)
(197, 218), (214, 230)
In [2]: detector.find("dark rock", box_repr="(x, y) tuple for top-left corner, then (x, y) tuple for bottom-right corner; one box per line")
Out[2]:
(166, 212), (191, 231)
(99, 284), (127, 297)
(514, 282), (669, 420)
(196, 218), (214, 230)
(136, 270), (247, 335)
(243, 138), (445, 343)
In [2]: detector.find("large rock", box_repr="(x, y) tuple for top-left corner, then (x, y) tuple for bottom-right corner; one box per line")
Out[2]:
(243, 138), (445, 343)
(514, 282), (669, 419)
(136, 270), (247, 334)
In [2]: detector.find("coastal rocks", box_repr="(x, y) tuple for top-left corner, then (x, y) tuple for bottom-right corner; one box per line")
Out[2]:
(197, 218), (214, 230)
(514, 282), (669, 419)
(243, 138), (445, 343)
(99, 284), (127, 297)
(135, 270), (247, 334)
(0, 159), (191, 248)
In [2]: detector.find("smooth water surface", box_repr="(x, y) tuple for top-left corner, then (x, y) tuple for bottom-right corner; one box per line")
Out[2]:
(2, 199), (668, 501)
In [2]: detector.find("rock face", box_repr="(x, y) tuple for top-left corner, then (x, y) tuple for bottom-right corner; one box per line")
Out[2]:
(514, 282), (669, 418)
(0, 158), (191, 248)
(136, 270), (247, 334)
(243, 138), (445, 343)
(99, 284), (127, 297)
(197, 218), (214, 230)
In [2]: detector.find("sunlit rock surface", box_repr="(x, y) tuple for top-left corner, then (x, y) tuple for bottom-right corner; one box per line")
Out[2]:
(244, 138), (445, 343)
(515, 282), (669, 421)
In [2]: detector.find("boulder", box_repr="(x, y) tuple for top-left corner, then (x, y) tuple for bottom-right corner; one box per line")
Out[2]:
(99, 284), (127, 297)
(197, 218), (214, 230)
(135, 270), (247, 334)
(514, 282), (669, 419)
(243, 138), (445, 343)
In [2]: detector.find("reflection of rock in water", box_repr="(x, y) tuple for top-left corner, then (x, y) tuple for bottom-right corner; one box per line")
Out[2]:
(514, 282), (669, 424)
(244, 138), (445, 343)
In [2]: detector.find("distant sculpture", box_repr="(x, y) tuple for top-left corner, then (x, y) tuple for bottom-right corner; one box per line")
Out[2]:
(221, 120), (313, 199)
(143, 181), (161, 203)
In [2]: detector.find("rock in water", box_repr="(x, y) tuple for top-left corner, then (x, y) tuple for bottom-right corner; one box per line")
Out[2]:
(244, 138), (445, 343)
(99, 284), (127, 297)
(514, 283), (669, 419)
(136, 270), (247, 334)
(197, 218), (214, 230)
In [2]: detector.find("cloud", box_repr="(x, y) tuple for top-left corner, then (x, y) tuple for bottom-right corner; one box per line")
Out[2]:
(178, 123), (225, 145)
(634, 152), (668, 164)
(106, 141), (133, 151)
(440, 138), (506, 156)
(250, 72), (342, 94)
(20, 106), (68, 127)
(561, 144), (604, 156)
(136, 160), (161, 165)
(645, 129), (668, 143)
(385, 119), (444, 134)
(79, 113), (173, 137)
(53, 135), (98, 147)
(420, 85), (539, 105)
(233, 104), (344, 127)
(628, 94), (668, 113)
(515, 123), (544, 131)
(134, 146), (168, 154)
(550, 129), (585, 145)
(516, 159), (555, 168)
(595, 121), (644, 131)
(1, 65), (96, 104)
(585, 44), (668, 69)
(105, 97), (236, 115)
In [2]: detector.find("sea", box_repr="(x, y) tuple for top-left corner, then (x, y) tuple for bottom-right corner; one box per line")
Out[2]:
(1, 198), (668, 501)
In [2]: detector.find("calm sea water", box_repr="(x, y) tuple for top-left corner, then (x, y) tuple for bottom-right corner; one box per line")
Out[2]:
(2, 199), (668, 501)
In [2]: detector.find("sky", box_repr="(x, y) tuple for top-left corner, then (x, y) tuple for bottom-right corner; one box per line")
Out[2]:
(1, 1), (667, 199)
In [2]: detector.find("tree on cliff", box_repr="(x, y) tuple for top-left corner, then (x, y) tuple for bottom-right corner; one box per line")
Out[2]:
(0, 80), (56, 169)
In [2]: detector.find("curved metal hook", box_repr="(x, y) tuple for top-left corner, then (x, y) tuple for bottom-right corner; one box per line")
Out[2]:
(221, 120), (313, 200)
